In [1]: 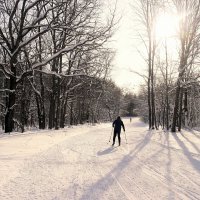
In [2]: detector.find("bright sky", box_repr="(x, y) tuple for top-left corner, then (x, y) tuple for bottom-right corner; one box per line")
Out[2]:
(107, 0), (179, 94)
(108, 0), (146, 93)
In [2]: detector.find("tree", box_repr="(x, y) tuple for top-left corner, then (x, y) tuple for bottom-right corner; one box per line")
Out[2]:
(0, 0), (116, 132)
(136, 0), (162, 129)
(171, 0), (200, 132)
(0, 0), (66, 132)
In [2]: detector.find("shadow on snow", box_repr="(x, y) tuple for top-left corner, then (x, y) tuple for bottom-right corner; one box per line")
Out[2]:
(79, 128), (200, 200)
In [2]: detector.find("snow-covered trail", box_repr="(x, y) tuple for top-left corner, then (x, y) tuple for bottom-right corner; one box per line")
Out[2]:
(0, 118), (200, 200)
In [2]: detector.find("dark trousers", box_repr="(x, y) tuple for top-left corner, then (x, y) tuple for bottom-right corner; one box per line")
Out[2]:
(113, 130), (121, 146)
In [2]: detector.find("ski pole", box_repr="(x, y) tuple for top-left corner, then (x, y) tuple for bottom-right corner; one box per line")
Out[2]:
(124, 131), (128, 144)
(108, 127), (113, 143)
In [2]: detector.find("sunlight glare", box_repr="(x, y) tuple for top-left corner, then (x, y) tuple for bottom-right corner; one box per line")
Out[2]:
(155, 13), (179, 39)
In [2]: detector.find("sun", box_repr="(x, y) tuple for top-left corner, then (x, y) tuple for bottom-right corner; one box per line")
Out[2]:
(155, 13), (179, 39)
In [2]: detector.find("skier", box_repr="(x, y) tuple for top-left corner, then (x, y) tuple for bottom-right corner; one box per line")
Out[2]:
(112, 116), (125, 146)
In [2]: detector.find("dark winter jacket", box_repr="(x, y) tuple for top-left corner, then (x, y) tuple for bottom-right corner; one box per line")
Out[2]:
(112, 117), (125, 132)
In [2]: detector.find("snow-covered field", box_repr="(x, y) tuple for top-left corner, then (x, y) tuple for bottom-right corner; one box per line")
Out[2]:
(0, 118), (200, 200)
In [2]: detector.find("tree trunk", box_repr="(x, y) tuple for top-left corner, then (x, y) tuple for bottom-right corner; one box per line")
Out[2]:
(171, 82), (181, 132)
(48, 91), (55, 129)
(148, 77), (152, 129)
(5, 60), (17, 133)
(166, 89), (169, 130)
(183, 88), (188, 127)
(60, 94), (68, 128)
(35, 92), (46, 129)
(178, 88), (183, 131)
(35, 29), (46, 129)
(70, 101), (74, 125)
(165, 40), (169, 130)
(55, 77), (60, 130)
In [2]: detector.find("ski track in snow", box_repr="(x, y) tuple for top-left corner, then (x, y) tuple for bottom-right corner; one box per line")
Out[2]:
(0, 118), (200, 200)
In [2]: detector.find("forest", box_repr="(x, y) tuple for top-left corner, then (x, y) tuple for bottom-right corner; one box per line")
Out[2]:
(135, 0), (200, 132)
(0, 0), (136, 133)
(0, 0), (200, 133)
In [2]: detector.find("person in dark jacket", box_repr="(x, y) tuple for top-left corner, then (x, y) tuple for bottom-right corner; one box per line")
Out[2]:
(112, 116), (125, 146)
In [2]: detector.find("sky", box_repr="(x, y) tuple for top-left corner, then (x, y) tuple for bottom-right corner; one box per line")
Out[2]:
(107, 0), (180, 94)
(107, 0), (146, 93)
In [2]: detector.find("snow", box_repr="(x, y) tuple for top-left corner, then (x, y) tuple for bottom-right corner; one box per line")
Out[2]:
(0, 118), (200, 200)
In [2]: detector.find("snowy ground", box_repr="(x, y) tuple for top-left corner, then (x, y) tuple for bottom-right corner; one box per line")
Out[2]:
(0, 118), (200, 200)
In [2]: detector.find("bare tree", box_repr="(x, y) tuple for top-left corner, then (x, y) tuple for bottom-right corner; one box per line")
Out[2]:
(136, 0), (162, 129)
(171, 0), (200, 132)
(0, 0), (116, 132)
(0, 0), (66, 132)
